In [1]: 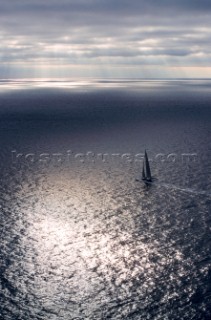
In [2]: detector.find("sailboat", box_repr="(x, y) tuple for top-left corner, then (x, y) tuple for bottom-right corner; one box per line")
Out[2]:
(142, 150), (152, 183)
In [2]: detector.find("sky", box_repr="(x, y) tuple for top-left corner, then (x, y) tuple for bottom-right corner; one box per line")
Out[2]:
(0, 0), (211, 79)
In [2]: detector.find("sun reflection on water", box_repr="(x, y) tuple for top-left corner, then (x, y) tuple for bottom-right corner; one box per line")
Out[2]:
(10, 168), (187, 318)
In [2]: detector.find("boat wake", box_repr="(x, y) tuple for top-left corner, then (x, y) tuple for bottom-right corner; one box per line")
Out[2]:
(155, 182), (211, 197)
(135, 178), (211, 197)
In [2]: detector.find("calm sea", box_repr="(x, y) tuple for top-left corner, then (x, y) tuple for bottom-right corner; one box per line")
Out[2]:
(0, 80), (211, 319)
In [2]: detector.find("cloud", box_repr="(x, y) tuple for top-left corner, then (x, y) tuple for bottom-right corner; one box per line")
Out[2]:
(0, 0), (211, 78)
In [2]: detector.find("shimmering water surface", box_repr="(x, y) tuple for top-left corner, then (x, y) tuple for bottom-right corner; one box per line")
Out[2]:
(0, 80), (211, 319)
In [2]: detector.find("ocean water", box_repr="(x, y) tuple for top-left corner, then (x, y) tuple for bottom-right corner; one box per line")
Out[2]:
(0, 79), (211, 319)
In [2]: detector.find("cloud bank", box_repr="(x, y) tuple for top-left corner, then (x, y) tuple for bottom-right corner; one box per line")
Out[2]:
(0, 0), (211, 78)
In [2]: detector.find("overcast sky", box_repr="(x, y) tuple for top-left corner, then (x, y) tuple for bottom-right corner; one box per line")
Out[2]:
(0, 0), (211, 78)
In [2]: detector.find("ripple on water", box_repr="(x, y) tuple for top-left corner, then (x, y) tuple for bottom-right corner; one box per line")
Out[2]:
(1, 162), (211, 319)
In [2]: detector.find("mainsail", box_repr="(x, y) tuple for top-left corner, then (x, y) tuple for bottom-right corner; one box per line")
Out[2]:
(142, 161), (146, 180)
(142, 150), (152, 182)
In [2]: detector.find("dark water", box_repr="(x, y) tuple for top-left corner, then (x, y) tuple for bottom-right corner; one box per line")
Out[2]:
(0, 80), (211, 319)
